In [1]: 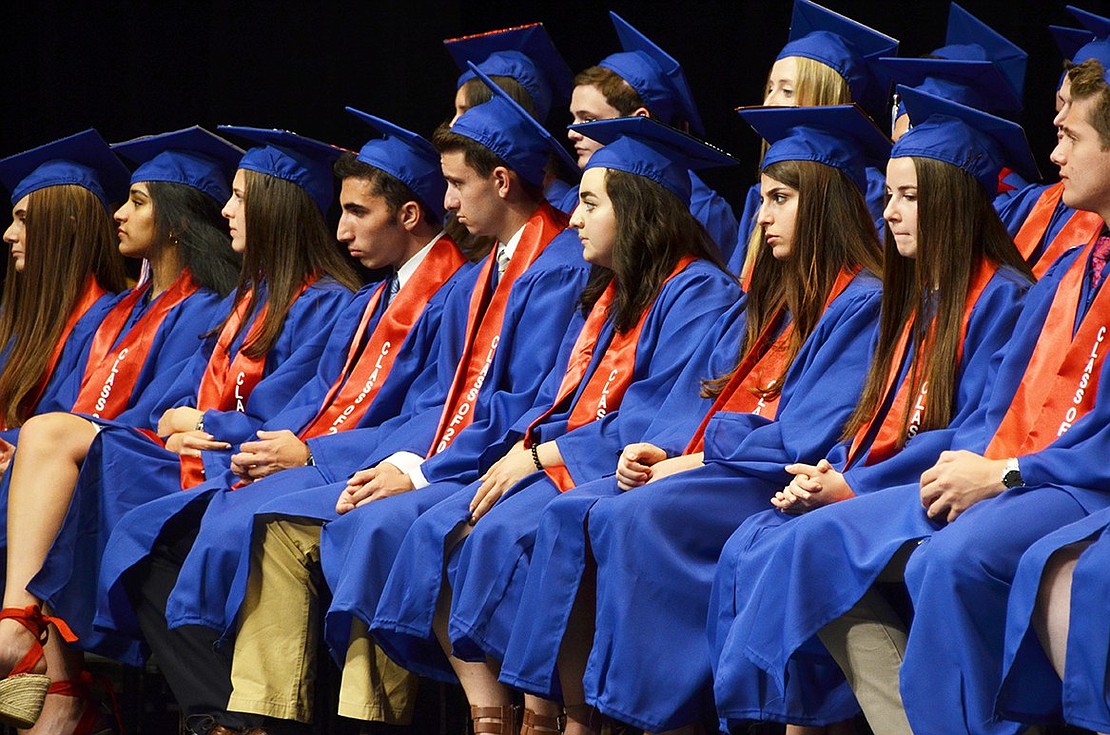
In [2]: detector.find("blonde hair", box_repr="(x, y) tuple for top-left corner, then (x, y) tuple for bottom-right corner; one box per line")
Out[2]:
(742, 56), (853, 282)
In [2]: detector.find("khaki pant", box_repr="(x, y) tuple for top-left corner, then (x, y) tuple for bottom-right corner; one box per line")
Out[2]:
(816, 545), (914, 735)
(227, 518), (418, 724)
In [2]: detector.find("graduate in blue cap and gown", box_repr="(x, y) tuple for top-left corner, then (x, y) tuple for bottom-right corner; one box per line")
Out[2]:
(0, 130), (129, 444)
(365, 114), (741, 735)
(877, 2), (1033, 206)
(994, 52), (1110, 735)
(708, 85), (1037, 735)
(444, 23), (580, 209)
(997, 7), (1110, 276)
(0, 126), (248, 734)
(730, 0), (898, 280)
(714, 59), (1110, 735)
(497, 103), (886, 735)
(558, 11), (740, 263)
(91, 112), (472, 734)
(8, 126), (361, 666)
(185, 80), (590, 729)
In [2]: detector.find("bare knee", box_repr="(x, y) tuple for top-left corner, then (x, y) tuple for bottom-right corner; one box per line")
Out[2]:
(18, 413), (96, 462)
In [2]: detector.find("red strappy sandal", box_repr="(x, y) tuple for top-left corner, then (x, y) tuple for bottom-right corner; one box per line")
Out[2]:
(0, 604), (78, 728)
(47, 671), (122, 735)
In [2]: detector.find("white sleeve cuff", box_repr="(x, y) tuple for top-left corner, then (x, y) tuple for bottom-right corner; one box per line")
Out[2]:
(384, 451), (429, 489)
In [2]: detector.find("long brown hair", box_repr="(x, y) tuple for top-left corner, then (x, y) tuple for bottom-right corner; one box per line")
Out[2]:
(705, 159), (882, 398)
(0, 185), (129, 427)
(578, 169), (729, 332)
(841, 157), (1032, 444)
(741, 56), (855, 281)
(226, 170), (360, 360)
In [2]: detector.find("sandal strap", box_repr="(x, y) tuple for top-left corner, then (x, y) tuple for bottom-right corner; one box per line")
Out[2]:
(49, 671), (122, 735)
(522, 708), (563, 734)
(0, 604), (79, 643)
(471, 704), (518, 734)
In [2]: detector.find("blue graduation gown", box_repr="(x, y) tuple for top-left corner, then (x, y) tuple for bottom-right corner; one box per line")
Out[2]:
(497, 298), (751, 700)
(24, 281), (353, 664)
(313, 231), (591, 659)
(365, 262), (741, 683)
(708, 266), (1030, 728)
(0, 284), (228, 553)
(93, 269), (470, 662)
(556, 173), (739, 264)
(896, 247), (1110, 735)
(997, 182), (1078, 270)
(555, 274), (882, 732)
(998, 507), (1110, 732)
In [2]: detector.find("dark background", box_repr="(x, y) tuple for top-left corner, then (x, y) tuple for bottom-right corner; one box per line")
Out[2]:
(4, 0), (1110, 211)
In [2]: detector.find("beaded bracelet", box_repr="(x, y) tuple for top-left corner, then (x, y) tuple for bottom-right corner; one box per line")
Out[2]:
(530, 442), (543, 471)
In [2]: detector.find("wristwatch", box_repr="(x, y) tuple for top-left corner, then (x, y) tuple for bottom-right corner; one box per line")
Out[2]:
(1001, 457), (1023, 489)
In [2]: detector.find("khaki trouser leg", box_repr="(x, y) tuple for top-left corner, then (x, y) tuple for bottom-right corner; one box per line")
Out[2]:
(337, 618), (419, 724)
(228, 518), (323, 723)
(816, 549), (914, 735)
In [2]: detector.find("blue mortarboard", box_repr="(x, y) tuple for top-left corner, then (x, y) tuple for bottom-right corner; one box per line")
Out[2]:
(598, 12), (705, 136)
(446, 23), (573, 124)
(777, 0), (899, 115)
(216, 126), (345, 213)
(738, 104), (891, 194)
(1051, 25), (1098, 63)
(455, 62), (577, 188)
(1050, 5), (1110, 85)
(1067, 5), (1110, 37)
(345, 107), (446, 223)
(0, 129), (131, 210)
(571, 116), (738, 205)
(892, 84), (1039, 195)
(879, 3), (1026, 117)
(112, 127), (243, 205)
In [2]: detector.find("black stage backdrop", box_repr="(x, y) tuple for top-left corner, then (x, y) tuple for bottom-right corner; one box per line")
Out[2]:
(4, 1), (1110, 212)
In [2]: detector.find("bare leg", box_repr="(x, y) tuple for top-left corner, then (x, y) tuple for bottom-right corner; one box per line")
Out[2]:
(1033, 541), (1091, 679)
(558, 561), (599, 735)
(2, 414), (98, 733)
(433, 524), (517, 733)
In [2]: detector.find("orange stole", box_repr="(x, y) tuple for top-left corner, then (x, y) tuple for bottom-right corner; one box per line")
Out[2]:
(429, 203), (568, 456)
(178, 279), (316, 487)
(986, 230), (1110, 458)
(299, 238), (467, 439)
(685, 268), (859, 454)
(526, 257), (696, 491)
(12, 277), (109, 428)
(1014, 182), (1104, 278)
(70, 270), (200, 419)
(846, 261), (997, 467)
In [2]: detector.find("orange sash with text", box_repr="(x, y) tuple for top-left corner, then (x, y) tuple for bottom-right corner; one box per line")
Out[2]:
(429, 203), (568, 456)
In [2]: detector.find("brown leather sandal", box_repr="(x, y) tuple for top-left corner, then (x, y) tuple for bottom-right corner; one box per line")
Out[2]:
(0, 604), (78, 728)
(521, 708), (563, 734)
(470, 704), (520, 734)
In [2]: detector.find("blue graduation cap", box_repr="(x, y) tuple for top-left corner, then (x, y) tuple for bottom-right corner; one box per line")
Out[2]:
(345, 107), (446, 223)
(216, 126), (346, 213)
(1051, 25), (1098, 63)
(0, 129), (131, 210)
(878, 3), (1026, 118)
(454, 62), (577, 188)
(892, 84), (1039, 195)
(1067, 4), (1110, 37)
(598, 12), (705, 136)
(737, 104), (892, 194)
(112, 127), (243, 204)
(570, 116), (738, 205)
(446, 23), (573, 123)
(777, 0), (898, 115)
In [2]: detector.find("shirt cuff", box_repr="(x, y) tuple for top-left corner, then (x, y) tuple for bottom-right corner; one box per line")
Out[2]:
(383, 451), (429, 489)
